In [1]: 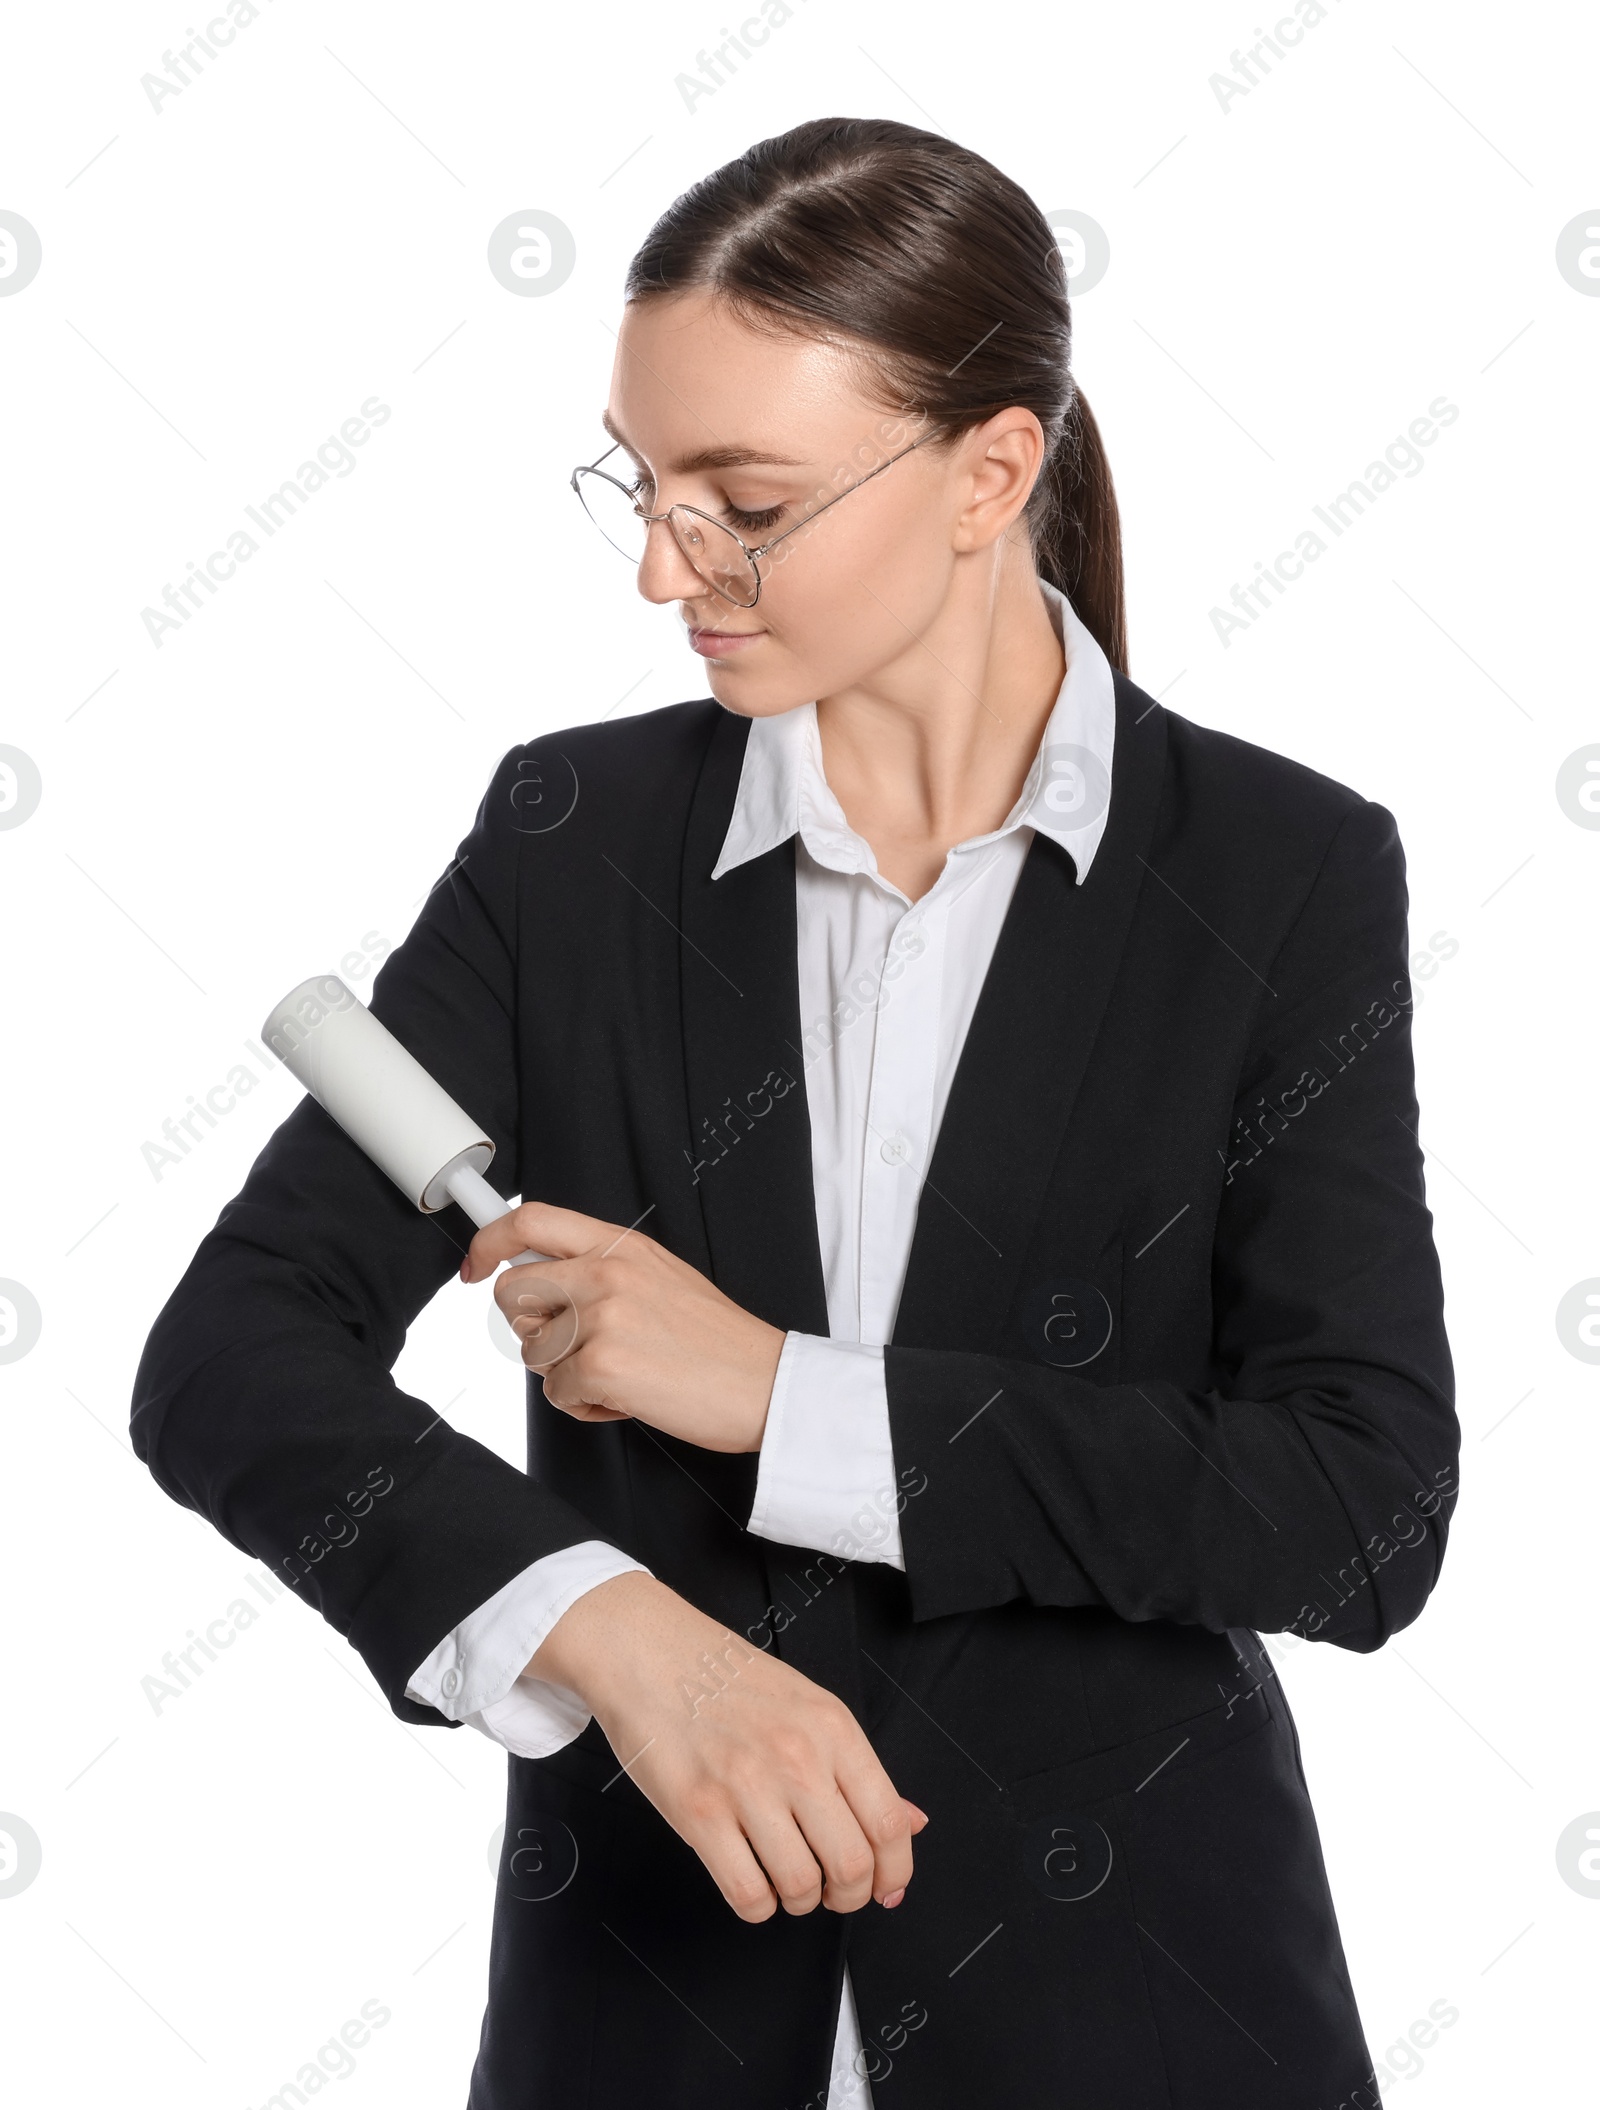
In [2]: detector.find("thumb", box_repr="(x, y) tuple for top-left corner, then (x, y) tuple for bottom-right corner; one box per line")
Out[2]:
(460, 1199), (613, 1282)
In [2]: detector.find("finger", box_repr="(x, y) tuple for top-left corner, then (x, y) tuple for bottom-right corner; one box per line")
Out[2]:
(737, 1803), (828, 1917)
(686, 1816), (780, 1925)
(462, 1200), (618, 1280)
(495, 1263), (583, 1364)
(495, 1262), (571, 1320)
(832, 1738), (917, 1905)
(786, 1786), (878, 1914)
(538, 1350), (630, 1422)
(541, 1369), (630, 1421)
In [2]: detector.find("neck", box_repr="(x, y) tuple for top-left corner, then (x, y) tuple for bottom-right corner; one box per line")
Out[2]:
(813, 545), (1067, 894)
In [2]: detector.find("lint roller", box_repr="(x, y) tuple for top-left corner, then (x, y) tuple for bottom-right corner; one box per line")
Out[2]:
(261, 974), (552, 1264)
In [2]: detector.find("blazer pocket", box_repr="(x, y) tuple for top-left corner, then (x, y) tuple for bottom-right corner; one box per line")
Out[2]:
(994, 1675), (1274, 1830)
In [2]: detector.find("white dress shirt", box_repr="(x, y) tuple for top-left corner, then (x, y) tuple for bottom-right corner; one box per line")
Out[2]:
(405, 577), (1116, 2105)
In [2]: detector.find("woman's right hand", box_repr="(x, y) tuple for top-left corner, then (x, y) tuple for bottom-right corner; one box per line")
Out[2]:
(525, 1570), (928, 1922)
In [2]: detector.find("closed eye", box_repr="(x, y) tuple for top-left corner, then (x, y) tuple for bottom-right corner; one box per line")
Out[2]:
(623, 467), (784, 537)
(722, 503), (783, 534)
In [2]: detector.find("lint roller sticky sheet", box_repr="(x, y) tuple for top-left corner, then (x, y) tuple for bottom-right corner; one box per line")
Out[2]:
(261, 974), (552, 1263)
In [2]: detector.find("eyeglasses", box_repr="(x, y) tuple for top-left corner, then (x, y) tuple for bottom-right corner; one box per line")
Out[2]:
(569, 424), (936, 609)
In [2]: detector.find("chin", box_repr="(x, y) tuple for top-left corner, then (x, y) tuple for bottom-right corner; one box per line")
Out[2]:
(703, 667), (805, 717)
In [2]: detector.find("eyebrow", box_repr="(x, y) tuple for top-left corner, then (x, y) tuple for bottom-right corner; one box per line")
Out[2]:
(600, 409), (806, 474)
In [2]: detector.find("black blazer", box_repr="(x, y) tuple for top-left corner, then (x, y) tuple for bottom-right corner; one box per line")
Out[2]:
(131, 676), (1457, 2110)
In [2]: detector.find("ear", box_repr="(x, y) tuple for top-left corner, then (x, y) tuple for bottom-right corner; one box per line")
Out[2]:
(952, 407), (1047, 555)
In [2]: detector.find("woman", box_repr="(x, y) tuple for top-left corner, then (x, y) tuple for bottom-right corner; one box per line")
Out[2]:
(132, 118), (1457, 2109)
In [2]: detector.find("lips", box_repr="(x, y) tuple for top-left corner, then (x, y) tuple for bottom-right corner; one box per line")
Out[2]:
(688, 625), (764, 659)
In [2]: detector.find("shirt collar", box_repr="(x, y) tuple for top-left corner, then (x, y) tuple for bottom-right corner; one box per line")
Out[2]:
(709, 577), (1117, 887)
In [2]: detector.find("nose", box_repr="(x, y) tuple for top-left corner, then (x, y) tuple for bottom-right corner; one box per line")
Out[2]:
(636, 513), (707, 608)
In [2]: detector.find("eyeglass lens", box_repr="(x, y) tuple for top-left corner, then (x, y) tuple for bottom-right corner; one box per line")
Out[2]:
(574, 469), (761, 607)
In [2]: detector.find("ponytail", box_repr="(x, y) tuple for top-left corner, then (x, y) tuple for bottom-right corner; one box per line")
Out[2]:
(1032, 389), (1127, 673)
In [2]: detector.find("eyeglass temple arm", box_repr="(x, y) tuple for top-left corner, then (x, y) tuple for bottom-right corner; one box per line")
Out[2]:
(572, 425), (935, 559)
(751, 425), (936, 559)
(570, 439), (625, 493)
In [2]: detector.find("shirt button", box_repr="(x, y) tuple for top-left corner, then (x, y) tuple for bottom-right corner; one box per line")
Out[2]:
(880, 1133), (912, 1165)
(441, 1667), (462, 1697)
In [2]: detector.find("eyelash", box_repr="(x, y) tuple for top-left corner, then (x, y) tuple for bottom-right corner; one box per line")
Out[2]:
(723, 503), (784, 533)
(626, 476), (784, 537)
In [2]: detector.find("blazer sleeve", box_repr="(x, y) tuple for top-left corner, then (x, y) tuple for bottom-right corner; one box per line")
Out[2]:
(885, 797), (1459, 1653)
(130, 742), (613, 1724)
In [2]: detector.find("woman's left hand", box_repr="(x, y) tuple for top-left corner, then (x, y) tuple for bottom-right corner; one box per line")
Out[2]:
(459, 1201), (785, 1454)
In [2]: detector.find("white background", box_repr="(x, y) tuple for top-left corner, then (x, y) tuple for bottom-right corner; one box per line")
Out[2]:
(2, 0), (1596, 2101)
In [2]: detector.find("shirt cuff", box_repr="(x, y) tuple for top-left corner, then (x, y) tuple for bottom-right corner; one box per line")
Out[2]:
(404, 1539), (650, 1760)
(747, 1332), (905, 1570)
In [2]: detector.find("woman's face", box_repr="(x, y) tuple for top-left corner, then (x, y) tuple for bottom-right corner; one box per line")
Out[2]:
(601, 287), (1030, 718)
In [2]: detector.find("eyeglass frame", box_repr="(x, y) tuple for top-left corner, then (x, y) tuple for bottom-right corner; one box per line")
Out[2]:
(569, 421), (939, 608)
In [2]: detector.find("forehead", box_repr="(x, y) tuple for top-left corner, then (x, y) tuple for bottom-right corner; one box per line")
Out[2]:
(607, 289), (886, 471)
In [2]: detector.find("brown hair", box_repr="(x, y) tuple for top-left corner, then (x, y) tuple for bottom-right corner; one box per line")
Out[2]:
(624, 115), (1128, 673)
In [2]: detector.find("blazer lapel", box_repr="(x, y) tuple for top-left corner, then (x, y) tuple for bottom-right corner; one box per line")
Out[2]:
(678, 707), (863, 1705)
(678, 706), (830, 1337)
(891, 677), (1170, 1352)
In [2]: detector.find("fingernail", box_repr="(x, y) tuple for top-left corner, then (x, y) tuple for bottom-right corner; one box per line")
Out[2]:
(459, 1255), (470, 1280)
(906, 1803), (929, 1824)
(879, 1888), (905, 1910)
